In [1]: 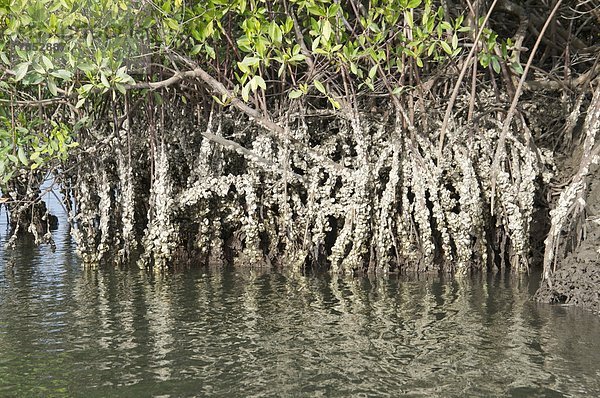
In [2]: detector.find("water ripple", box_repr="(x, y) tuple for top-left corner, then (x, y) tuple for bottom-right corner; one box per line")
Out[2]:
(1, 203), (600, 396)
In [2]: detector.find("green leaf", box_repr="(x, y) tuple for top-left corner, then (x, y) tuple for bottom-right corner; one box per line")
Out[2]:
(30, 151), (41, 162)
(80, 84), (94, 95)
(50, 69), (73, 80)
(322, 20), (332, 42)
(404, 11), (413, 28)
(440, 41), (452, 55)
(94, 50), (102, 66)
(191, 28), (202, 42)
(0, 52), (9, 65)
(47, 78), (58, 96)
(205, 44), (215, 59)
(13, 62), (30, 82)
(212, 95), (225, 105)
(268, 21), (283, 45)
(100, 72), (110, 88)
(41, 55), (53, 70)
(33, 62), (46, 75)
(165, 18), (179, 31)
(202, 20), (214, 39)
(328, 97), (340, 109)
(27, 73), (44, 85)
(237, 62), (250, 74)
(254, 75), (266, 90)
(288, 54), (306, 63)
(511, 61), (524, 75)
(190, 44), (202, 55)
(241, 82), (250, 101)
(327, 4), (340, 18)
(240, 56), (261, 68)
(2, 171), (14, 184)
(78, 63), (95, 73)
(115, 83), (126, 95)
(427, 43), (436, 56)
(115, 67), (134, 84)
(17, 147), (28, 166)
(369, 64), (378, 79)
(311, 36), (321, 52)
(289, 89), (303, 99)
(491, 56), (501, 74)
(307, 5), (325, 17)
(7, 154), (18, 164)
(314, 79), (326, 94)
(479, 53), (490, 68)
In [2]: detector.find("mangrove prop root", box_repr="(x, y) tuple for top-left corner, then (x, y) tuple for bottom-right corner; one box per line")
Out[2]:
(64, 88), (546, 274)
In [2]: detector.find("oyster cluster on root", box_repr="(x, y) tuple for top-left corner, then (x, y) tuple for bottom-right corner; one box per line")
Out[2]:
(62, 88), (547, 275)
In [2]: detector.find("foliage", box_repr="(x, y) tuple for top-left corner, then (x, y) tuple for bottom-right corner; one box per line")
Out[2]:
(0, 0), (523, 188)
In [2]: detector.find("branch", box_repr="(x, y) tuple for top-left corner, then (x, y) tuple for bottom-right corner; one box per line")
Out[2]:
(0, 97), (68, 106)
(490, 0), (564, 214)
(523, 62), (600, 91)
(437, 0), (500, 159)
(200, 129), (305, 182)
(289, 7), (316, 77)
(128, 62), (349, 175)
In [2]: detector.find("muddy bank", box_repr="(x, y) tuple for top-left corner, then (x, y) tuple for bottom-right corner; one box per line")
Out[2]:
(535, 262), (600, 313)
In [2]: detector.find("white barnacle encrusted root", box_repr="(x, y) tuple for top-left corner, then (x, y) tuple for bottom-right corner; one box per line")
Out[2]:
(139, 142), (178, 269)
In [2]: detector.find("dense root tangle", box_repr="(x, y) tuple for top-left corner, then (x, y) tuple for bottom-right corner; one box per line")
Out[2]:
(63, 87), (544, 274)
(3, 0), (600, 316)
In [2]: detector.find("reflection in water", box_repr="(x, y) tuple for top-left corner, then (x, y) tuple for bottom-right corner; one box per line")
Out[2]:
(1, 202), (600, 397)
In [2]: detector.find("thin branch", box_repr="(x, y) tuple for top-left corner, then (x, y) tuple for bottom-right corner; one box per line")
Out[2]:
(128, 57), (348, 175)
(490, 0), (564, 214)
(437, 0), (500, 160)
(0, 97), (68, 106)
(200, 128), (305, 182)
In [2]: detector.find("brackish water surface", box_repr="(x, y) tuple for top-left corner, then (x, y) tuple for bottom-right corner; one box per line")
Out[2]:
(1, 194), (600, 397)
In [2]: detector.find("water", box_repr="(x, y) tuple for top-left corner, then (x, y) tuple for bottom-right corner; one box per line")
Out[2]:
(1, 192), (600, 397)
